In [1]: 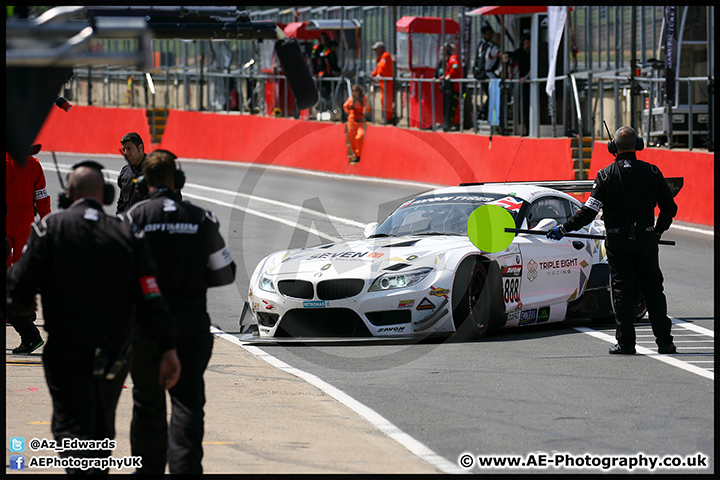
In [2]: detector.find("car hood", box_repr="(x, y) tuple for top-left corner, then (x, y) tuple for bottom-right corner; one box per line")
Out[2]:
(262, 235), (474, 278)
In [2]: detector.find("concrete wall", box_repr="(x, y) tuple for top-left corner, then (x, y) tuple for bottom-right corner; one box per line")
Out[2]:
(35, 105), (713, 226)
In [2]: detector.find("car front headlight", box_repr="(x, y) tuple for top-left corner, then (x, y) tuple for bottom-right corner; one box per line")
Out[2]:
(259, 274), (276, 293)
(369, 267), (433, 292)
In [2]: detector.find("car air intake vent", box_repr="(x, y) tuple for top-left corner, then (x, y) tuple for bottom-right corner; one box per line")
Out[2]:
(366, 310), (411, 326)
(277, 279), (314, 299)
(383, 263), (411, 271)
(386, 240), (420, 248)
(316, 279), (365, 300)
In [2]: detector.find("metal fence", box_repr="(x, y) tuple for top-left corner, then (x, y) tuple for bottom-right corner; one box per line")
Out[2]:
(62, 5), (713, 152)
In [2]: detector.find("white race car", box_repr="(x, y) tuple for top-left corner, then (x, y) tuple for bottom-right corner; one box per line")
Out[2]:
(245, 181), (641, 340)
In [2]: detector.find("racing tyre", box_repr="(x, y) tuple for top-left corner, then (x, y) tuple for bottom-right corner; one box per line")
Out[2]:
(453, 261), (493, 341)
(591, 294), (648, 324)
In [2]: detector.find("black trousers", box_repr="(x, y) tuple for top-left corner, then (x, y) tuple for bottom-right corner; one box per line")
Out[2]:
(443, 88), (460, 131)
(130, 326), (213, 474)
(8, 313), (42, 345)
(606, 234), (673, 349)
(43, 335), (130, 475)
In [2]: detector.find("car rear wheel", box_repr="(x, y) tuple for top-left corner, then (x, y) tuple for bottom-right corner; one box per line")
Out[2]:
(591, 295), (648, 324)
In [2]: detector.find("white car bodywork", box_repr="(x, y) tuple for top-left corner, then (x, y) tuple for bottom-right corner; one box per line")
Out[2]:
(246, 183), (610, 339)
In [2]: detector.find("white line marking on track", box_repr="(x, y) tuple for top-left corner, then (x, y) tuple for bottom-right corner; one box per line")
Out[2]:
(574, 326), (714, 380)
(671, 318), (715, 336)
(210, 327), (465, 475)
(42, 157), (713, 237)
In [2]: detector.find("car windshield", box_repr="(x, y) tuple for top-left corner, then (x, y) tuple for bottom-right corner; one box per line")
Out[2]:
(372, 193), (522, 237)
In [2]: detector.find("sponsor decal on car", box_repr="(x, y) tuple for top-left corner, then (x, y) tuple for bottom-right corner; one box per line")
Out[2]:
(502, 265), (522, 276)
(538, 306), (550, 322)
(306, 251), (384, 261)
(377, 326), (407, 333)
(303, 301), (327, 308)
(429, 286), (450, 299)
(398, 299), (415, 309)
(417, 298), (435, 310)
(519, 308), (538, 325)
(527, 259), (538, 282)
(538, 258), (578, 270)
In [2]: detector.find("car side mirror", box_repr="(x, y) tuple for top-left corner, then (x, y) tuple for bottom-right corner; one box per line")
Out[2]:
(363, 222), (379, 238)
(534, 218), (557, 230)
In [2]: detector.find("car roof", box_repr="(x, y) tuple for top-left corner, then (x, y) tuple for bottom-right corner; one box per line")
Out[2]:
(421, 183), (580, 204)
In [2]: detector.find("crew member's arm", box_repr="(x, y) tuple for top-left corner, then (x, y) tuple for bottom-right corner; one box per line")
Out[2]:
(33, 160), (51, 219)
(203, 211), (236, 287)
(133, 235), (181, 389)
(548, 172), (606, 240)
(653, 169), (678, 236)
(116, 169), (126, 214)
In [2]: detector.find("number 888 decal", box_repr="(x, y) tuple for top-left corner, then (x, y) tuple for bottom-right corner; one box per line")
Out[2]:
(504, 278), (520, 305)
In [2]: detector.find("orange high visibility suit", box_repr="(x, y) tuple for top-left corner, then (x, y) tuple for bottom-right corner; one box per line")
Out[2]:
(372, 51), (394, 123)
(343, 94), (370, 160)
(6, 152), (52, 266)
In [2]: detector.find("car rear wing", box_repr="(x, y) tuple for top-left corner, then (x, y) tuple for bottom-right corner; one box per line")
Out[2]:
(459, 178), (684, 198)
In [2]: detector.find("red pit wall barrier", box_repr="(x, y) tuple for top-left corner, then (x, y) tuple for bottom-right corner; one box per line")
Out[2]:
(33, 106), (713, 226)
(589, 142), (713, 227)
(160, 109), (574, 185)
(34, 106), (159, 154)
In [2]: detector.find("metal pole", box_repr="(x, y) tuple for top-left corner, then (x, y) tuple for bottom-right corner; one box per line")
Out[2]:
(708, 5), (715, 152)
(688, 80), (693, 150)
(88, 66), (92, 106)
(630, 6), (637, 130)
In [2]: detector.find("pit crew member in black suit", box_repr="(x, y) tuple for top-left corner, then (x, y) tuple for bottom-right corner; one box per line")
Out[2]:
(547, 126), (678, 355)
(123, 149), (236, 474)
(6, 160), (180, 474)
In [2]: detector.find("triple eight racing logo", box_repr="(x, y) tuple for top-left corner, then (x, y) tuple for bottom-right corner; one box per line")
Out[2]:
(526, 258), (578, 282)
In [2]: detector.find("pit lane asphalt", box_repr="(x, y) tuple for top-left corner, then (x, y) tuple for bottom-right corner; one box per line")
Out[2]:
(5, 308), (442, 474)
(28, 153), (714, 474)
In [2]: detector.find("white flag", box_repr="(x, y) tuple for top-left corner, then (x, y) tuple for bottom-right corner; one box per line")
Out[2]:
(546, 6), (567, 97)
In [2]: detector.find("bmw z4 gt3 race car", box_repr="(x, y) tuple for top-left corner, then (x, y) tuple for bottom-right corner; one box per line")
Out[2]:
(246, 181), (641, 340)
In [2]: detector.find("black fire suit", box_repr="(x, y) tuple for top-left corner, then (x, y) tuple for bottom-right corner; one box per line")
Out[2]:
(561, 152), (678, 350)
(116, 154), (146, 214)
(123, 188), (236, 474)
(6, 197), (176, 474)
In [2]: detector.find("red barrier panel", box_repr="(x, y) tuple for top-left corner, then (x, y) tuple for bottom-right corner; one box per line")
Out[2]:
(589, 142), (713, 226)
(33, 106), (712, 226)
(161, 110), (574, 186)
(34, 106), (157, 154)
(159, 110), (347, 169)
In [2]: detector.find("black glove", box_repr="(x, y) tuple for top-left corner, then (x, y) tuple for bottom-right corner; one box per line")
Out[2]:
(653, 228), (663, 242)
(546, 225), (566, 241)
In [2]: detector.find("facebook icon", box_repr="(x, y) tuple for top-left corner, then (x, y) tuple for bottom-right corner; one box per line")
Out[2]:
(10, 455), (25, 470)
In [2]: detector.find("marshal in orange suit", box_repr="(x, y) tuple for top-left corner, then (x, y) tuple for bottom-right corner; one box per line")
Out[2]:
(343, 85), (370, 164)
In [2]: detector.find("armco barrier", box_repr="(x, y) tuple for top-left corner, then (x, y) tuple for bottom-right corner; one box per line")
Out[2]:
(589, 142), (713, 227)
(33, 106), (713, 226)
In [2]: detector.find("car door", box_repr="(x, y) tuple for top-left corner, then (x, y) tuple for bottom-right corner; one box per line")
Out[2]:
(516, 196), (592, 319)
